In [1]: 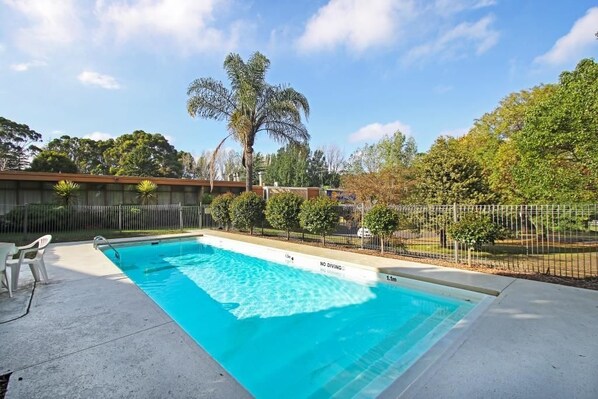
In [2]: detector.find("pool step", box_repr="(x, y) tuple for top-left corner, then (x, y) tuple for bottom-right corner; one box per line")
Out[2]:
(249, 308), (444, 398)
(311, 308), (450, 398)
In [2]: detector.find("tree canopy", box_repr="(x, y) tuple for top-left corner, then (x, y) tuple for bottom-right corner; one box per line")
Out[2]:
(29, 150), (78, 173)
(105, 130), (182, 177)
(0, 116), (41, 170)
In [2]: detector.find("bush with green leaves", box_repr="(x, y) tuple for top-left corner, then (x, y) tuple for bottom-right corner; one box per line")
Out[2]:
(448, 212), (503, 265)
(54, 180), (80, 206)
(265, 193), (304, 240)
(299, 197), (339, 243)
(210, 193), (235, 230)
(364, 204), (400, 254)
(229, 191), (265, 234)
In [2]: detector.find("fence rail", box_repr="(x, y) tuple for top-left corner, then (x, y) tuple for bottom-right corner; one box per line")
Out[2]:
(1, 203), (596, 279)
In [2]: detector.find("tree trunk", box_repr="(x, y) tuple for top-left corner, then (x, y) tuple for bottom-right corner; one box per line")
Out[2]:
(286, 229), (290, 240)
(381, 237), (385, 254)
(245, 144), (254, 192)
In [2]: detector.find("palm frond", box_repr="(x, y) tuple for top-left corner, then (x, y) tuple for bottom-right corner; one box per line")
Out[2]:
(187, 78), (235, 120)
(208, 134), (233, 191)
(223, 53), (246, 94)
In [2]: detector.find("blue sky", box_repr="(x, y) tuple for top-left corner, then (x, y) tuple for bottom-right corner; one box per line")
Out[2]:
(1, 0), (597, 159)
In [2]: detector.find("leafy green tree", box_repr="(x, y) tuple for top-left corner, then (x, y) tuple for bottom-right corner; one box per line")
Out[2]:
(105, 131), (182, 177)
(187, 51), (310, 192)
(414, 136), (493, 205)
(265, 144), (310, 187)
(54, 180), (80, 206)
(229, 191), (265, 235)
(512, 58), (598, 202)
(364, 204), (400, 254)
(265, 193), (304, 240)
(194, 151), (211, 179)
(211, 193), (235, 230)
(448, 213), (502, 266)
(136, 180), (158, 205)
(307, 149), (329, 187)
(299, 197), (339, 244)
(0, 116), (42, 170)
(30, 150), (78, 173)
(179, 151), (197, 179)
(347, 130), (416, 174)
(46, 135), (114, 174)
(459, 85), (556, 203)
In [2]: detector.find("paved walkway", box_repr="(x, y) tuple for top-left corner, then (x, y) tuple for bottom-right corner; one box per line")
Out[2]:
(0, 239), (249, 399)
(1, 231), (597, 398)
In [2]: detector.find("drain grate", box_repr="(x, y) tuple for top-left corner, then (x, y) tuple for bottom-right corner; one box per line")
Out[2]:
(0, 373), (11, 399)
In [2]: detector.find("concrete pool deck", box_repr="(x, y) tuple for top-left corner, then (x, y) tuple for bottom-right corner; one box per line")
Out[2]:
(1, 231), (597, 398)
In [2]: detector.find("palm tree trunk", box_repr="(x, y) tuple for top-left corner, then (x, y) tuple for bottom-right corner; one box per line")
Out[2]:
(245, 145), (253, 192)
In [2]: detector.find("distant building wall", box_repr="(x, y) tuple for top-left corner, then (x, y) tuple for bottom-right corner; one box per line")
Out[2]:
(0, 171), (251, 207)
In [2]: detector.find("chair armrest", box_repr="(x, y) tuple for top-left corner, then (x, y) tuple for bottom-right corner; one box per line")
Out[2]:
(17, 242), (37, 250)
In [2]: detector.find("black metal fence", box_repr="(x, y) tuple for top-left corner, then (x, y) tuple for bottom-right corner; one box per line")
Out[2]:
(1, 203), (597, 278)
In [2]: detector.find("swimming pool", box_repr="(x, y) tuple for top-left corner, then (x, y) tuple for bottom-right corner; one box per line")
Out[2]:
(101, 236), (489, 398)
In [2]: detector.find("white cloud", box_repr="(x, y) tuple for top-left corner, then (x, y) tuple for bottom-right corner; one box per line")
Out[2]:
(349, 120), (412, 143)
(3, 0), (82, 55)
(296, 0), (413, 52)
(83, 131), (115, 141)
(432, 0), (496, 16)
(77, 70), (120, 90)
(403, 15), (499, 64)
(534, 7), (598, 66)
(95, 0), (236, 53)
(10, 60), (47, 72)
(439, 127), (468, 137)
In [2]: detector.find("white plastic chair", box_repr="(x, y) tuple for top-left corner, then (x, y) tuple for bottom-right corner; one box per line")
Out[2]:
(0, 244), (14, 297)
(6, 235), (52, 289)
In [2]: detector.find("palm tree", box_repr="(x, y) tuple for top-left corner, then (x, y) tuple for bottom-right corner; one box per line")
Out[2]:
(186, 52), (310, 192)
(136, 180), (158, 205)
(53, 180), (80, 206)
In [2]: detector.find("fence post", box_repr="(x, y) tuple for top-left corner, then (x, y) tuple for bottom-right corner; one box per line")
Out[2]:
(453, 203), (458, 263)
(23, 203), (29, 236)
(118, 204), (123, 232)
(179, 202), (183, 231)
(361, 203), (365, 250)
(198, 203), (203, 229)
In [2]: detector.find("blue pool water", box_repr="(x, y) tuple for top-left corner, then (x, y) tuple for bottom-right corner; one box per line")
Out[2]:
(103, 239), (479, 398)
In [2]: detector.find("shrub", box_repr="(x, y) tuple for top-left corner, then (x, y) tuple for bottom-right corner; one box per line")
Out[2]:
(448, 212), (503, 266)
(230, 192), (265, 235)
(299, 197), (339, 244)
(54, 180), (80, 206)
(364, 204), (400, 254)
(210, 193), (235, 230)
(200, 193), (214, 205)
(265, 193), (304, 240)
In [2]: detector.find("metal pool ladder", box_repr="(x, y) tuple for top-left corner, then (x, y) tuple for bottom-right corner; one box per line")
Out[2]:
(93, 235), (121, 259)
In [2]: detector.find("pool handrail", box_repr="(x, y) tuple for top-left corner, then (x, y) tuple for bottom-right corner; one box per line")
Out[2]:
(93, 236), (120, 259)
